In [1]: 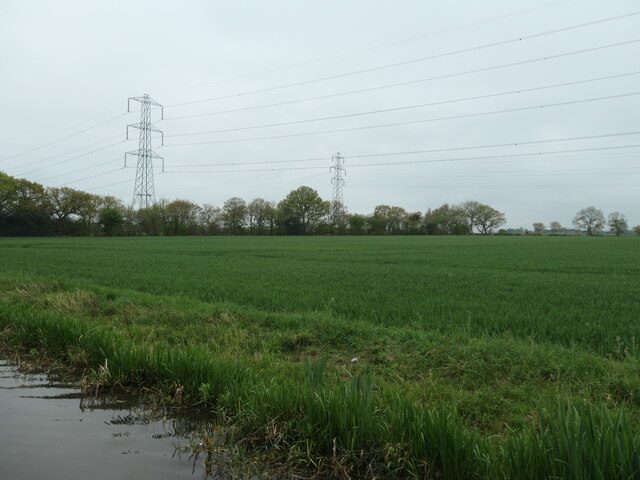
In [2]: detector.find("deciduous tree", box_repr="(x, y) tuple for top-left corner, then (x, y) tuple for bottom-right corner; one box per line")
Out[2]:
(572, 206), (605, 236)
(75, 192), (102, 235)
(549, 221), (562, 234)
(166, 199), (200, 235)
(100, 195), (124, 211)
(247, 198), (276, 235)
(348, 214), (368, 235)
(222, 197), (247, 234)
(424, 203), (468, 235)
(99, 208), (123, 236)
(607, 211), (628, 236)
(475, 204), (506, 235)
(460, 200), (483, 234)
(329, 200), (349, 234)
(459, 201), (505, 235)
(372, 205), (408, 234)
(136, 201), (169, 236)
(46, 186), (84, 234)
(198, 204), (223, 234)
(277, 186), (328, 234)
(0, 172), (17, 216)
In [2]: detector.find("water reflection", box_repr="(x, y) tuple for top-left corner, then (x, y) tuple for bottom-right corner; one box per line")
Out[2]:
(0, 358), (237, 480)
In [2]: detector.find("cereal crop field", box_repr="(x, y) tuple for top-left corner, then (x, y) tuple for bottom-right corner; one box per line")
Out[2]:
(1, 236), (639, 478)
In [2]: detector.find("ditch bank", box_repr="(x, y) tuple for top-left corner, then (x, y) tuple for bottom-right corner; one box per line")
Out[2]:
(2, 303), (640, 480)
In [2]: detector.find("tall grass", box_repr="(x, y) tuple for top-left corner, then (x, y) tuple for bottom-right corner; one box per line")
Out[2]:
(498, 402), (640, 480)
(0, 304), (248, 403)
(3, 303), (639, 479)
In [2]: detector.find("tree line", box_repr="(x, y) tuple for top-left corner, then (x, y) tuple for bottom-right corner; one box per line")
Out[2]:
(0, 171), (509, 236)
(532, 206), (637, 237)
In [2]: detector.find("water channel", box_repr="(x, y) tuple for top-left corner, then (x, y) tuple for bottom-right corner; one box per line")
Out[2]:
(0, 358), (229, 479)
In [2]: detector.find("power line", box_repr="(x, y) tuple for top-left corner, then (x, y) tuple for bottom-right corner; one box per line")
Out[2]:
(14, 140), (125, 178)
(165, 72), (640, 138)
(8, 133), (123, 170)
(164, 92), (640, 147)
(85, 178), (135, 192)
(165, 11), (640, 108)
(163, 144), (640, 174)
(165, 130), (640, 168)
(361, 182), (640, 189)
(167, 153), (637, 169)
(36, 158), (121, 183)
(157, 0), (575, 97)
(170, 155), (327, 168)
(163, 39), (640, 121)
(0, 112), (126, 163)
(72, 171), (640, 195)
(355, 165), (640, 179)
(56, 167), (124, 187)
(83, 171), (163, 193)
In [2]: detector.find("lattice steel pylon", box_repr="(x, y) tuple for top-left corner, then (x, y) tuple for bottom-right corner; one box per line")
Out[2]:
(330, 152), (346, 224)
(125, 94), (164, 210)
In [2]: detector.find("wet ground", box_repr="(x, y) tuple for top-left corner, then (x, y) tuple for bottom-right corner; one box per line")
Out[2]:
(0, 358), (225, 479)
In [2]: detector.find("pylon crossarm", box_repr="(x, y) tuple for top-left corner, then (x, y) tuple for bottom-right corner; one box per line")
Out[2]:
(127, 123), (163, 133)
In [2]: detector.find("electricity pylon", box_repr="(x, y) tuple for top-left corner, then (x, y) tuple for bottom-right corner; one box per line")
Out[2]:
(330, 152), (346, 225)
(125, 94), (164, 210)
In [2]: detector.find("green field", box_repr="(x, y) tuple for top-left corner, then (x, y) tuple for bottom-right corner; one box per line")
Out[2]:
(1, 236), (640, 479)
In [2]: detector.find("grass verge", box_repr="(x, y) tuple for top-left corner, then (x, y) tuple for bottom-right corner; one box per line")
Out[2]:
(2, 300), (640, 479)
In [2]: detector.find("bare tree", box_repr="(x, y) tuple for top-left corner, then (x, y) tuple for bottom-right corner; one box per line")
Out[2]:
(572, 206), (605, 236)
(607, 212), (628, 236)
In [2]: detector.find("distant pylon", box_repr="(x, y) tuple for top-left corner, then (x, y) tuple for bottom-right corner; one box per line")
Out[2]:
(125, 94), (164, 209)
(330, 152), (346, 224)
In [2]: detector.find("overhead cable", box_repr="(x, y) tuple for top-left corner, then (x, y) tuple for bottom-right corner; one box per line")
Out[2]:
(10, 134), (123, 170)
(164, 92), (640, 147)
(0, 113), (126, 163)
(57, 168), (124, 187)
(158, 0), (574, 97)
(166, 11), (640, 108)
(15, 140), (125, 177)
(164, 39), (640, 121)
(163, 144), (640, 174)
(166, 72), (640, 138)
(166, 130), (640, 168)
(36, 158), (122, 183)
(85, 178), (135, 191)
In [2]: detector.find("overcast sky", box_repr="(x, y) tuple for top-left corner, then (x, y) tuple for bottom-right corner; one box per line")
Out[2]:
(1, 0), (638, 228)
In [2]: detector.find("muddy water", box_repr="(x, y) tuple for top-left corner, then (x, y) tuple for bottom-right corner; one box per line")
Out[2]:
(0, 358), (224, 479)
